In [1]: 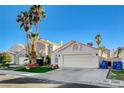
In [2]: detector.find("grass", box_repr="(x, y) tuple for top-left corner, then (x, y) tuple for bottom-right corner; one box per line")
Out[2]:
(112, 70), (124, 80)
(15, 66), (55, 73)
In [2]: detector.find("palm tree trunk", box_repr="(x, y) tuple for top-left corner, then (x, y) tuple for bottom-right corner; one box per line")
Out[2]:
(26, 32), (30, 56)
(36, 23), (38, 34)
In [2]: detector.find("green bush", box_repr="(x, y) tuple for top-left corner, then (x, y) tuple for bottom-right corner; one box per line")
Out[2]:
(0, 53), (2, 63)
(0, 52), (12, 65)
(45, 55), (51, 65)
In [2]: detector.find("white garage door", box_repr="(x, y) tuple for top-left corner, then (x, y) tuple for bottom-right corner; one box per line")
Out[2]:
(63, 54), (97, 68)
(19, 57), (29, 65)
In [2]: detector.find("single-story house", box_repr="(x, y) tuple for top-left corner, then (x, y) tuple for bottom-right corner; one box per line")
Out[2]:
(51, 41), (100, 68)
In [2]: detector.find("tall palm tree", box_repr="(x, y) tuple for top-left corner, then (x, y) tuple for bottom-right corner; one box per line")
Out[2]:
(30, 5), (46, 33)
(29, 5), (46, 63)
(30, 5), (46, 35)
(95, 34), (102, 49)
(117, 47), (122, 58)
(17, 11), (33, 62)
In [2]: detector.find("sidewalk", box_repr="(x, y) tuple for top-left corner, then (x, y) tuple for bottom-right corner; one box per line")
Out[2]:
(0, 70), (39, 77)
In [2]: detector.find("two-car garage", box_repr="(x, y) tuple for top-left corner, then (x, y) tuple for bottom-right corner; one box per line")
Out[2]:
(63, 54), (95, 68)
(51, 41), (99, 68)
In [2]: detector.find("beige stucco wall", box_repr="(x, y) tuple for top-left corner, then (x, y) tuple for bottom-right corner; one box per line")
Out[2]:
(98, 50), (110, 60)
(51, 42), (99, 68)
(36, 40), (61, 56)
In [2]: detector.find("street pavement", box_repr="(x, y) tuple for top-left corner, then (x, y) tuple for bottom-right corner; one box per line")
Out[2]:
(0, 76), (108, 88)
(0, 68), (111, 88)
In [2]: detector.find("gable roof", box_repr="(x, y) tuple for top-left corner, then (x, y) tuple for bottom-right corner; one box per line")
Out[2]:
(52, 40), (98, 53)
(38, 38), (60, 47)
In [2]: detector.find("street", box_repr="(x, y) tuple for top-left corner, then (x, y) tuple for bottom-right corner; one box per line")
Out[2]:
(0, 76), (109, 88)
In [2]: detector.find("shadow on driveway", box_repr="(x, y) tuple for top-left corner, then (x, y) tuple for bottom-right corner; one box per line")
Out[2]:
(0, 77), (109, 88)
(57, 83), (109, 88)
(0, 77), (62, 84)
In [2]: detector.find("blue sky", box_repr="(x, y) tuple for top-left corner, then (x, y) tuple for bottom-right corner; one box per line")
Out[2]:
(0, 5), (124, 51)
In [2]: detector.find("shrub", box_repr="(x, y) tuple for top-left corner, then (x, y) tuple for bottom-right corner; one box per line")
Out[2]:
(0, 53), (3, 63)
(45, 55), (51, 65)
(50, 64), (59, 69)
(25, 63), (39, 69)
(0, 52), (12, 68)
(0, 52), (12, 64)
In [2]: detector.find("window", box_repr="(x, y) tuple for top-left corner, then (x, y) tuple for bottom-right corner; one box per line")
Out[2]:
(55, 56), (58, 63)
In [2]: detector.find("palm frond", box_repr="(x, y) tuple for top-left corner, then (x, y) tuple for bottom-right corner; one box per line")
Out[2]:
(20, 23), (24, 28)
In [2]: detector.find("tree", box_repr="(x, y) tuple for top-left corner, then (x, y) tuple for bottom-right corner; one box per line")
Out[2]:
(30, 5), (46, 34)
(0, 52), (12, 65)
(29, 5), (46, 63)
(117, 47), (122, 58)
(17, 5), (46, 64)
(0, 53), (3, 63)
(95, 34), (102, 49)
(45, 55), (51, 65)
(17, 11), (34, 63)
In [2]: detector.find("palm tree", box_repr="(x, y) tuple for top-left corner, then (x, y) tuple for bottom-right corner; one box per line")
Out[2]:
(117, 47), (122, 58)
(30, 5), (46, 35)
(29, 5), (46, 63)
(17, 11), (33, 62)
(17, 5), (46, 64)
(30, 33), (39, 52)
(95, 34), (102, 49)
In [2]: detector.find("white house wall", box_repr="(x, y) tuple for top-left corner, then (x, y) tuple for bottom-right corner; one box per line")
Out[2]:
(51, 42), (99, 68)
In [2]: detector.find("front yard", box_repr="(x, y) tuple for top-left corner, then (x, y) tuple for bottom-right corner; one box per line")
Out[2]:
(111, 70), (124, 80)
(15, 66), (55, 73)
(0, 64), (56, 73)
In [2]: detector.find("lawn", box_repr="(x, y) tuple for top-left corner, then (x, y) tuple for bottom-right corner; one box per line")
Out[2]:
(15, 66), (55, 73)
(112, 70), (124, 80)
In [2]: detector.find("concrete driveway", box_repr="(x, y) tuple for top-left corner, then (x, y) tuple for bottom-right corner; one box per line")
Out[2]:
(33, 68), (109, 86)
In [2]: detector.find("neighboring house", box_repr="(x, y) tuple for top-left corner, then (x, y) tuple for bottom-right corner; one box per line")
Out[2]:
(8, 44), (26, 65)
(51, 41), (99, 68)
(110, 48), (124, 61)
(119, 49), (124, 62)
(8, 39), (61, 65)
(35, 39), (61, 58)
(99, 49), (110, 60)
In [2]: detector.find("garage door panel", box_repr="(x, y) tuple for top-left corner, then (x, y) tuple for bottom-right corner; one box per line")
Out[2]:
(63, 54), (97, 68)
(19, 57), (29, 64)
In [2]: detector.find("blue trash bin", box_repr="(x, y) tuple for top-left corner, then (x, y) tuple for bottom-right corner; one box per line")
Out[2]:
(113, 61), (123, 70)
(100, 61), (108, 69)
